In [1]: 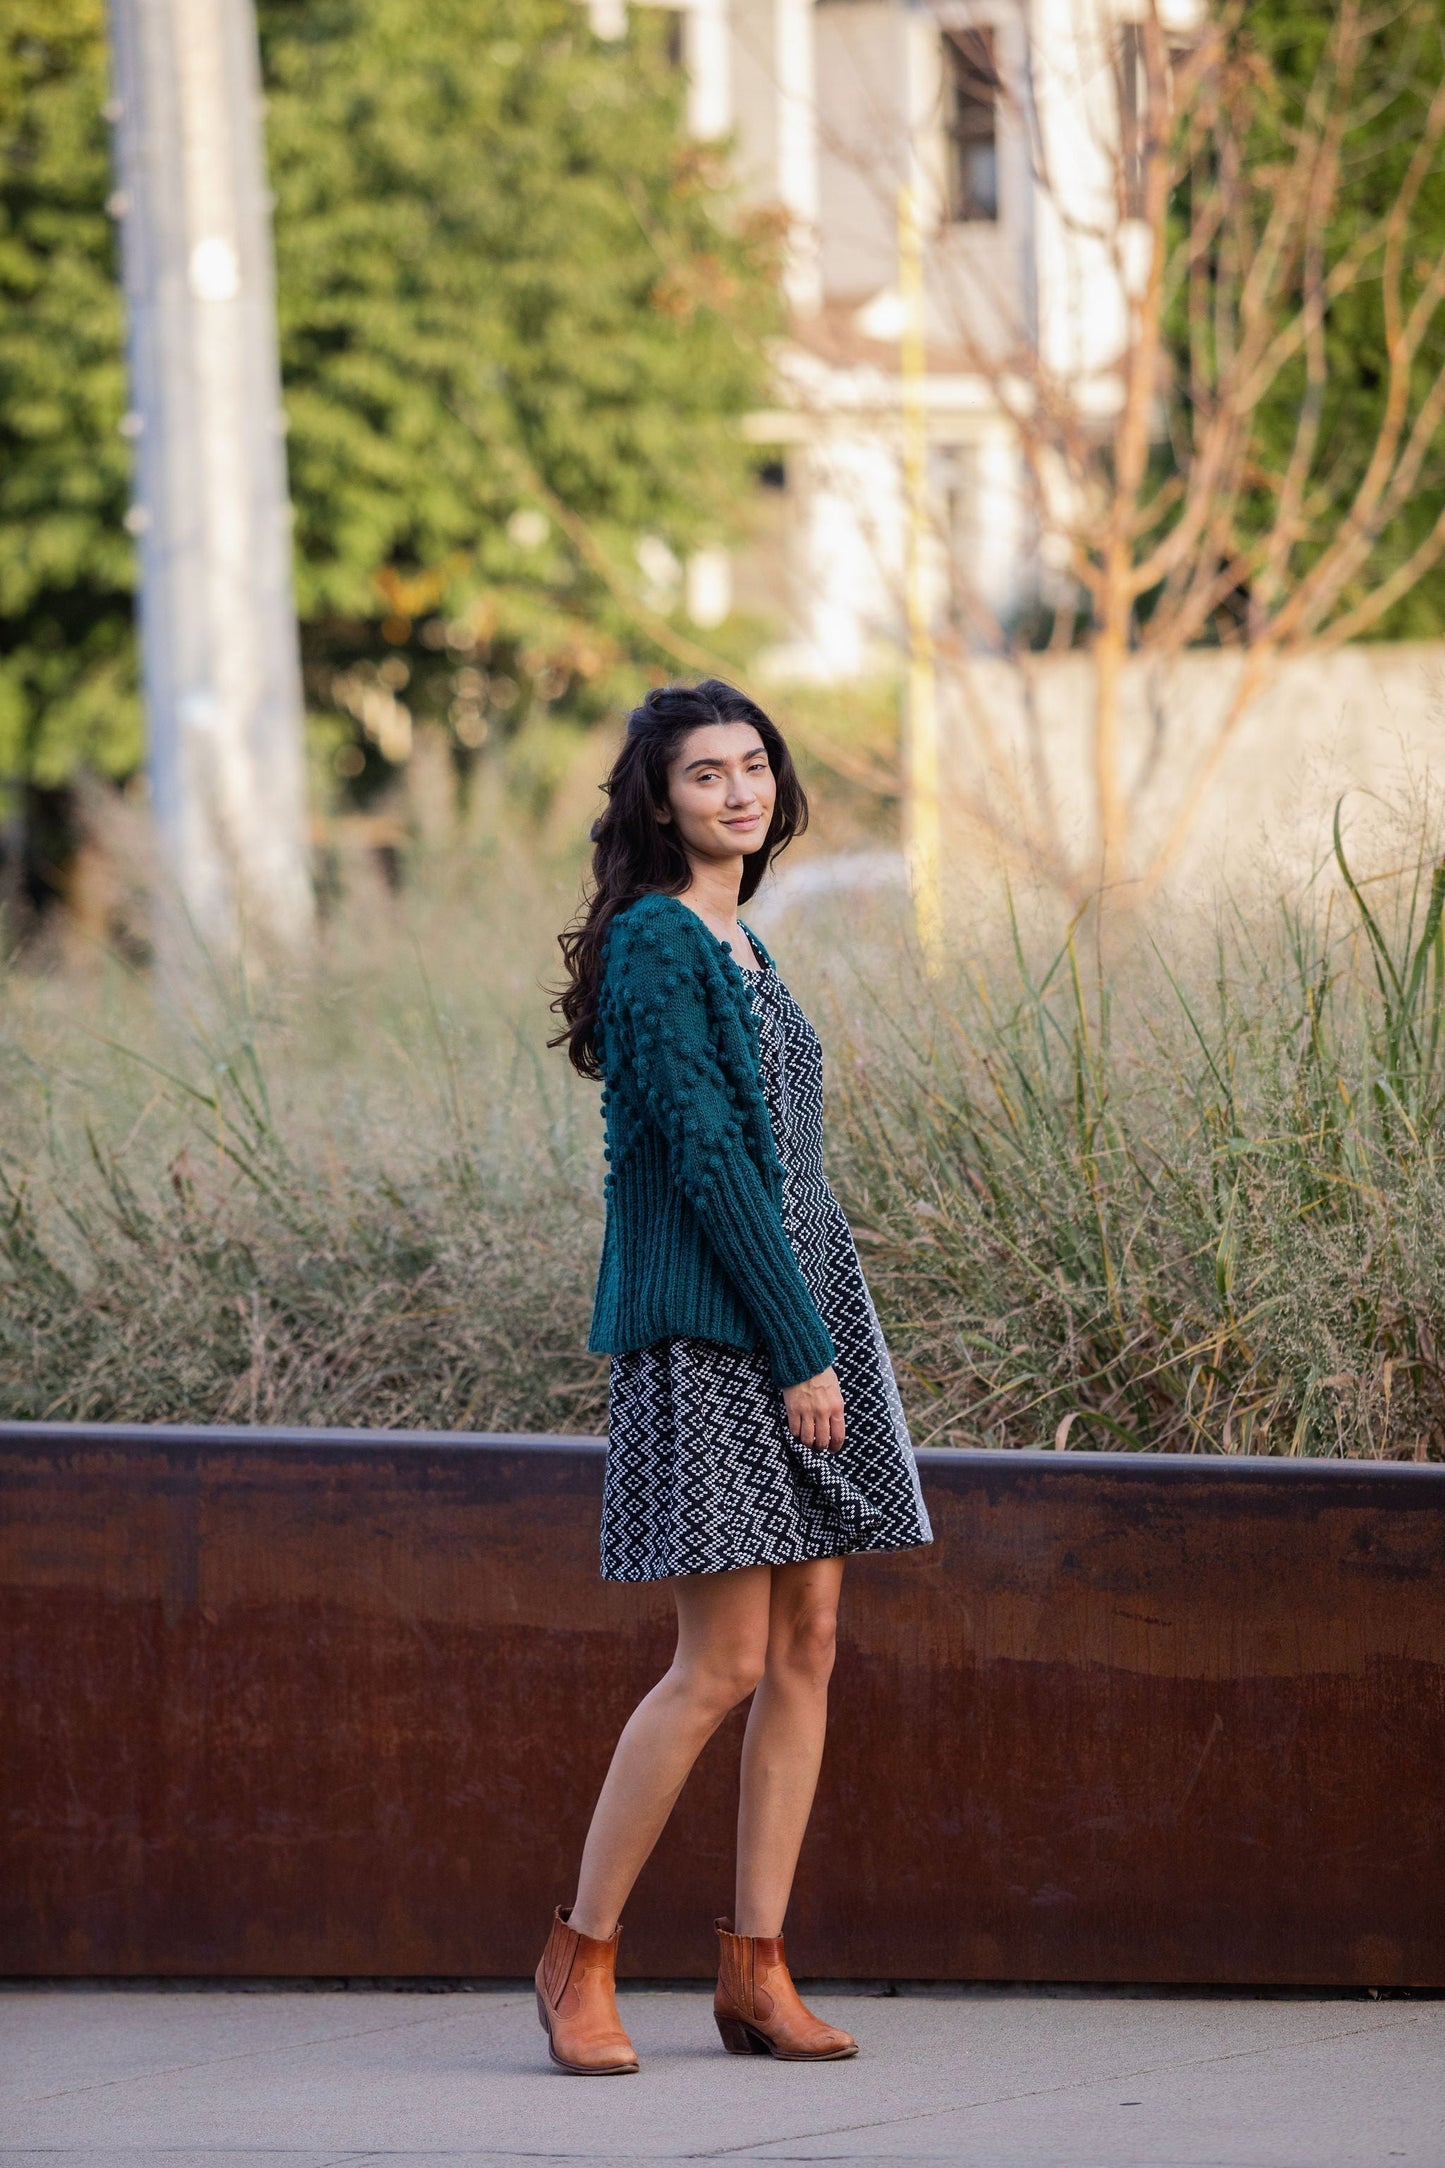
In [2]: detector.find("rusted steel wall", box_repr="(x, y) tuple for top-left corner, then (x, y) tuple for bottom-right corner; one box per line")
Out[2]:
(1, 1421), (1441, 1984)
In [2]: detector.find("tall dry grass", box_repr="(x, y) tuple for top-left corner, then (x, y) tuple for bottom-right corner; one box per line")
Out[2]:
(811, 806), (1445, 1459)
(0, 838), (609, 1432)
(3, 803), (1443, 1456)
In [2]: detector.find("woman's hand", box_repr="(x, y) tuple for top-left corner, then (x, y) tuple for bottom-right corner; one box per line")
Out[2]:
(782, 1367), (846, 1453)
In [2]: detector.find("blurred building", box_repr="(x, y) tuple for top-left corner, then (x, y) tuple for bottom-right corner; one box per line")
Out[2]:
(587, 0), (1202, 680)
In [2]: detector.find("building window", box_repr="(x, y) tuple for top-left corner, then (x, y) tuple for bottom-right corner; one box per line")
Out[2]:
(1115, 26), (1191, 217)
(943, 27), (1000, 224)
(1115, 22), (1145, 218)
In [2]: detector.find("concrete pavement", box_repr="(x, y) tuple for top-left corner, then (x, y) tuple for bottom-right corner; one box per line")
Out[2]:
(1, 1984), (1441, 2167)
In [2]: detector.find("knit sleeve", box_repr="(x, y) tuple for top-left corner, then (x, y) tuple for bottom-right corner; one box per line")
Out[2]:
(609, 910), (836, 1390)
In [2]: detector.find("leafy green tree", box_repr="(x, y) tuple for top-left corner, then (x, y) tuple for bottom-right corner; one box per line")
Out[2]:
(0, 0), (778, 832)
(0, 0), (136, 804)
(262, 0), (779, 773)
(1167, 0), (1445, 641)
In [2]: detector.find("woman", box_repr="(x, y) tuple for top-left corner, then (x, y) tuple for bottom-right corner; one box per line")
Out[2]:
(541, 678), (932, 2075)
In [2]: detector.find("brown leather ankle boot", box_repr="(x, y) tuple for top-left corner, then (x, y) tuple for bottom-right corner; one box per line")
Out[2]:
(534, 1905), (639, 2074)
(713, 1917), (858, 2060)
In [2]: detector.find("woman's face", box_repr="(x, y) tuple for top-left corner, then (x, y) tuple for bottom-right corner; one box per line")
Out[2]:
(660, 721), (776, 863)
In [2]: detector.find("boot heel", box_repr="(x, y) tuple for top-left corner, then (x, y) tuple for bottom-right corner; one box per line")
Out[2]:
(716, 2014), (765, 2055)
(536, 1987), (551, 2036)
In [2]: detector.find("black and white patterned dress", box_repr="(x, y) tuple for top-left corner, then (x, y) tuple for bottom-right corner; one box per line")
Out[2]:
(600, 933), (933, 1581)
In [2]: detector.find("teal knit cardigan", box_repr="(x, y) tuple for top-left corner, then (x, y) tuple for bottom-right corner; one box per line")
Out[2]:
(586, 890), (837, 1390)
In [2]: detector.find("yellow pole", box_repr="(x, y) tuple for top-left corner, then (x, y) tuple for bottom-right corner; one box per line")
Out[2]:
(898, 178), (943, 972)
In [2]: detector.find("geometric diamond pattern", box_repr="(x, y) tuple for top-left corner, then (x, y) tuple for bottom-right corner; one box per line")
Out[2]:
(601, 938), (934, 1582)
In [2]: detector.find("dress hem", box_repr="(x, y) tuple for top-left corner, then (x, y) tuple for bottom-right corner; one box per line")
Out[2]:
(599, 1526), (934, 1583)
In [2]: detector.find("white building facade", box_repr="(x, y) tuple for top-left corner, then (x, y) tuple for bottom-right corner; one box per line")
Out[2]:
(593, 0), (1201, 680)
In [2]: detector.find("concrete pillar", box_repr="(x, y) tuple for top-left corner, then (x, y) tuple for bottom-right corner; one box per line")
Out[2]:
(1029, 0), (1127, 390)
(107, 0), (312, 962)
(774, 0), (822, 313)
(686, 546), (733, 627)
(801, 429), (903, 676)
(686, 0), (732, 137)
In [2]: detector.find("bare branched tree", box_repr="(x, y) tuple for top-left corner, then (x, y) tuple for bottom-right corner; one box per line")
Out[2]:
(786, 0), (1445, 904)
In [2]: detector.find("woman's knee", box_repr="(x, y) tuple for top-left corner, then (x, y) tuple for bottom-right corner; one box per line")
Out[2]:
(766, 1601), (838, 1690)
(669, 1644), (768, 1717)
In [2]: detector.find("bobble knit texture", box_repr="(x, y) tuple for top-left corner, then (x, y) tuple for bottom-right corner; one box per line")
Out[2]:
(587, 892), (838, 1390)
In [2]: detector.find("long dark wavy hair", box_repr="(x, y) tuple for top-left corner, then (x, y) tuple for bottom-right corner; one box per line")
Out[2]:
(549, 679), (808, 1079)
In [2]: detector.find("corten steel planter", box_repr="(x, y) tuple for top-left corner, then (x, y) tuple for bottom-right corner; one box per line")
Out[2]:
(1, 1421), (1442, 1985)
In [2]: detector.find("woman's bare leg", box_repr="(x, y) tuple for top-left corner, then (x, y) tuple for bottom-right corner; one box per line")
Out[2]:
(568, 1564), (774, 1942)
(733, 1555), (845, 1937)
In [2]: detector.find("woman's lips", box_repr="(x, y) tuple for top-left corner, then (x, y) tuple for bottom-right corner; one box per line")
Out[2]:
(723, 814), (761, 829)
